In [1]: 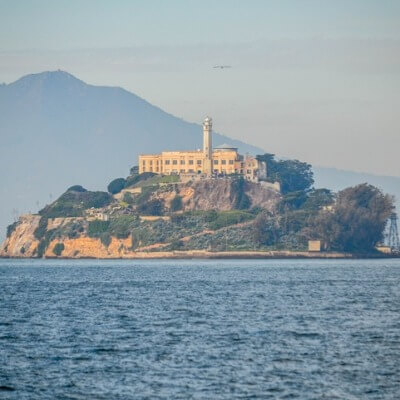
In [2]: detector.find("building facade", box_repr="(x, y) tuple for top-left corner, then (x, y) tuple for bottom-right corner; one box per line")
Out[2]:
(139, 117), (266, 182)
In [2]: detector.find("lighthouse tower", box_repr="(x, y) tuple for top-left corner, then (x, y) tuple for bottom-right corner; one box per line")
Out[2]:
(203, 116), (213, 176)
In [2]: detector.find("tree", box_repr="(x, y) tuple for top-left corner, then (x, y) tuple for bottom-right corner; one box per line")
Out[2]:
(130, 165), (139, 175)
(253, 213), (280, 246)
(67, 185), (87, 192)
(302, 188), (334, 211)
(256, 153), (314, 194)
(107, 178), (126, 194)
(312, 183), (394, 252)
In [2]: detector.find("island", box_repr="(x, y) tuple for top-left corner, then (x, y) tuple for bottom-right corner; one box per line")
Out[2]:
(1, 117), (397, 259)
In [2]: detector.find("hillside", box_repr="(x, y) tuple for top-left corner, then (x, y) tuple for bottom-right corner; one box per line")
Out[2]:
(0, 70), (399, 241)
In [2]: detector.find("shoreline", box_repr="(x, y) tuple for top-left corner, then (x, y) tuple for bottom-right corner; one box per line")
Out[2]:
(1, 250), (399, 260)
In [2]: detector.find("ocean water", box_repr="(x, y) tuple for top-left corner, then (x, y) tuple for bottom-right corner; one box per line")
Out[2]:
(0, 259), (399, 399)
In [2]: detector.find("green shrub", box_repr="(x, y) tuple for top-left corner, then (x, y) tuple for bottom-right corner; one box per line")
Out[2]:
(34, 217), (48, 240)
(37, 240), (47, 258)
(6, 221), (18, 238)
(39, 190), (112, 218)
(125, 172), (156, 188)
(100, 232), (112, 247)
(88, 220), (110, 237)
(36, 229), (56, 258)
(67, 185), (87, 192)
(170, 195), (183, 212)
(131, 228), (152, 249)
(109, 216), (137, 239)
(107, 178), (126, 194)
(122, 192), (134, 205)
(209, 211), (254, 230)
(203, 210), (218, 222)
(53, 243), (65, 256)
(137, 199), (164, 216)
(169, 239), (184, 250)
(135, 186), (155, 206)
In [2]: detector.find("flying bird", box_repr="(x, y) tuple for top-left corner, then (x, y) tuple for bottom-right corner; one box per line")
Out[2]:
(213, 65), (232, 69)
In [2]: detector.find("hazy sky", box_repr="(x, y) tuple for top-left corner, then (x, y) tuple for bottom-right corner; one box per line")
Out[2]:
(1, 0), (399, 176)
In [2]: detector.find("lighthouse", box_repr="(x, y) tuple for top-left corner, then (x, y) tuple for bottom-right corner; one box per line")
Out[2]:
(203, 116), (213, 176)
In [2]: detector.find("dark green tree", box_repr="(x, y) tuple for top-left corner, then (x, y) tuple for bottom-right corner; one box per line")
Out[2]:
(256, 153), (314, 194)
(107, 178), (126, 194)
(302, 188), (334, 210)
(67, 185), (87, 192)
(312, 183), (394, 252)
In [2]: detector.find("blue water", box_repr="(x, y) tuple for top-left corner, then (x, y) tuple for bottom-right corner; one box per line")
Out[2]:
(0, 259), (399, 399)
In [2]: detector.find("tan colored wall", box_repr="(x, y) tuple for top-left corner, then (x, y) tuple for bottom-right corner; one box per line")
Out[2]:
(308, 240), (321, 252)
(139, 150), (261, 175)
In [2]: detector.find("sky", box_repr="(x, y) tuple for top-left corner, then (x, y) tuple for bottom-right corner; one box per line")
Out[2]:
(1, 0), (400, 176)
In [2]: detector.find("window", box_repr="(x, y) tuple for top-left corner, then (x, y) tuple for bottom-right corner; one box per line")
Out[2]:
(247, 169), (251, 174)
(221, 160), (226, 165)
(197, 160), (202, 165)
(172, 160), (178, 165)
(189, 169), (194, 173)
(180, 160), (185, 165)
(189, 159), (194, 165)
(165, 160), (170, 165)
(180, 169), (185, 173)
(229, 160), (234, 165)
(150, 160), (153, 165)
(214, 160), (219, 165)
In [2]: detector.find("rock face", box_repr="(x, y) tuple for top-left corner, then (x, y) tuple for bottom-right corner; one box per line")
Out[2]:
(178, 179), (280, 212)
(45, 237), (133, 258)
(0, 215), (41, 257)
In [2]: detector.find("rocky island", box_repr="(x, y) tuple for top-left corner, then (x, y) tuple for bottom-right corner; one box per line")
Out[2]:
(1, 117), (397, 259)
(1, 160), (396, 259)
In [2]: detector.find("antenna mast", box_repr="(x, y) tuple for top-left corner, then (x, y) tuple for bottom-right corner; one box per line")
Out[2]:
(388, 213), (400, 252)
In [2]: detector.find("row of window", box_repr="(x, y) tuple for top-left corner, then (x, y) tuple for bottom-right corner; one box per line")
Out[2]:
(143, 159), (236, 166)
(142, 166), (253, 175)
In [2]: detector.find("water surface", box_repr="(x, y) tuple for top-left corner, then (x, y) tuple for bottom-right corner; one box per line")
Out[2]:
(1, 259), (399, 399)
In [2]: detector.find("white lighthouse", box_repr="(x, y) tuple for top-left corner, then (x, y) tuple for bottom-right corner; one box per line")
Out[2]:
(203, 116), (213, 176)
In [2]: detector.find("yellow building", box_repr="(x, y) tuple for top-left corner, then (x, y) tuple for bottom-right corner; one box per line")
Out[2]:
(139, 117), (266, 182)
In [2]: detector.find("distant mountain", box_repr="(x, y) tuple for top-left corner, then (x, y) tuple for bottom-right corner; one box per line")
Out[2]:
(0, 71), (399, 240)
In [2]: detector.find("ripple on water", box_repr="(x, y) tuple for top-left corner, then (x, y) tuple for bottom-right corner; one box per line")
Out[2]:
(0, 258), (399, 399)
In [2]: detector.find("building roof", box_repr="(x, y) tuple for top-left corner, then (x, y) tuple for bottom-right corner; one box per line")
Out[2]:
(214, 143), (238, 151)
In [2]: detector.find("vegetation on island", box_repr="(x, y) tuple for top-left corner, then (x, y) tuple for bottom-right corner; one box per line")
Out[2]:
(4, 152), (395, 258)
